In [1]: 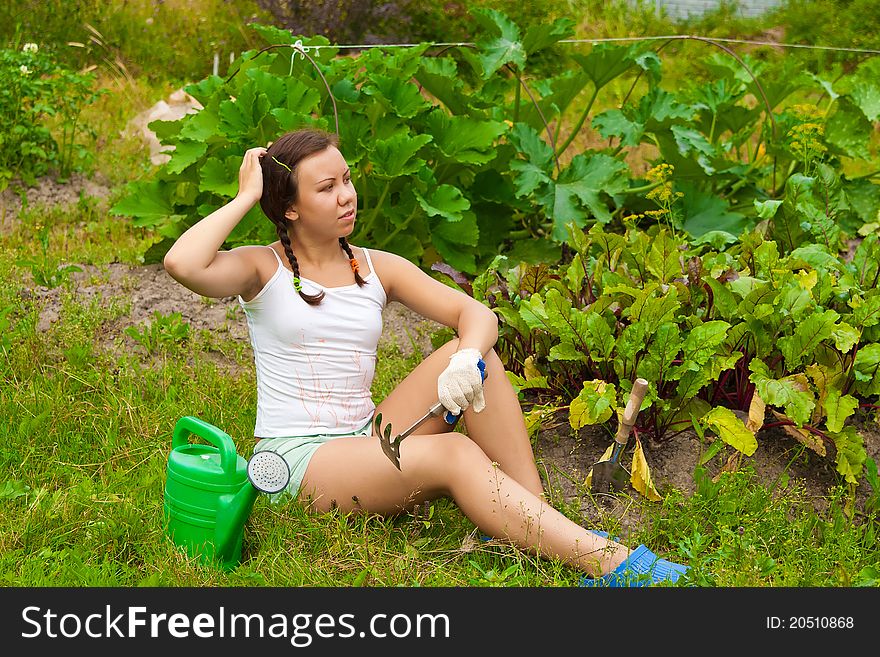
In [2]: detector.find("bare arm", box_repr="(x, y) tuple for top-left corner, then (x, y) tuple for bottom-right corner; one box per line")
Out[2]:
(375, 250), (498, 356)
(163, 147), (267, 298)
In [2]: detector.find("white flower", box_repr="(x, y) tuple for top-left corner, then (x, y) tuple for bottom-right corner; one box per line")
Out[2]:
(19, 65), (30, 75)
(22, 43), (38, 53)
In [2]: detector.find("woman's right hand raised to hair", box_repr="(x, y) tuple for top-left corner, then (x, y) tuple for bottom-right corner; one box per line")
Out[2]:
(237, 147), (268, 205)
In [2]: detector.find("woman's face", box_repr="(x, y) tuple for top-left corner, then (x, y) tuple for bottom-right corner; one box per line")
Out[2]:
(286, 146), (357, 239)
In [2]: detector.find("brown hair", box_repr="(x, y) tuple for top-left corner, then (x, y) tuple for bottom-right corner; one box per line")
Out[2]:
(259, 129), (365, 306)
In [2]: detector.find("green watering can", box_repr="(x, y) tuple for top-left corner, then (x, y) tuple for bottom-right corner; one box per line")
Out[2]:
(162, 416), (290, 570)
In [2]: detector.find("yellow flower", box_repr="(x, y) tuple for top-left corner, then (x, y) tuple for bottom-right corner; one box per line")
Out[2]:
(645, 162), (674, 183)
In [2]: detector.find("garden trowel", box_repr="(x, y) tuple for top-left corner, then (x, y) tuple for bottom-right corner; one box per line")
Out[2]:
(376, 359), (487, 470)
(590, 377), (649, 493)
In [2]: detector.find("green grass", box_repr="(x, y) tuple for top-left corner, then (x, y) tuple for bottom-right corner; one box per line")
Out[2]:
(2, 0), (879, 589)
(1, 196), (878, 587)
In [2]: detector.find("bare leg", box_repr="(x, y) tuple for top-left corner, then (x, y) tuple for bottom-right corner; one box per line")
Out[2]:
(299, 430), (630, 576)
(373, 339), (544, 496)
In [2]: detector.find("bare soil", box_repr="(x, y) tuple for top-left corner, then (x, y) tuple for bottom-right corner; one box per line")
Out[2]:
(8, 175), (880, 541)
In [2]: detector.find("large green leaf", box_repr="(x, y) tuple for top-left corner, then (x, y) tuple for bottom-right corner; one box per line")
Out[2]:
(363, 74), (430, 119)
(777, 309), (840, 369)
(670, 124), (718, 175)
(472, 8), (526, 77)
(199, 155), (241, 197)
(824, 389), (859, 433)
(426, 112), (506, 165)
(166, 140), (208, 175)
(849, 290), (880, 329)
(583, 311), (616, 361)
(369, 132), (432, 178)
(591, 109), (643, 147)
(625, 286), (681, 331)
(852, 343), (880, 397)
(218, 97), (251, 135)
(246, 68), (287, 106)
(703, 406), (758, 456)
(569, 380), (617, 429)
(249, 22), (297, 46)
(831, 425), (867, 484)
(703, 276), (738, 319)
(510, 122), (554, 168)
(848, 58), (880, 122)
(538, 153), (630, 239)
(749, 359), (815, 426)
(571, 43), (639, 91)
(431, 212), (479, 273)
(843, 178), (880, 224)
(414, 185), (470, 222)
(825, 97), (873, 160)
(284, 76), (323, 112)
(521, 18), (575, 55)
(637, 322), (680, 383)
(416, 57), (467, 115)
(179, 106), (221, 142)
(677, 183), (748, 237)
(638, 87), (695, 127)
(110, 180), (174, 220)
(509, 122), (554, 197)
(645, 229), (681, 284)
(184, 75), (225, 106)
(543, 288), (586, 346)
(682, 320), (731, 366)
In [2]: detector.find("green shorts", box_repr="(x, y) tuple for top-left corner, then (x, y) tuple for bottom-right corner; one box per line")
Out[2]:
(252, 419), (373, 501)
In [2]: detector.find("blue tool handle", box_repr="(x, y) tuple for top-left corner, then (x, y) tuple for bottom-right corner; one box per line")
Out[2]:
(442, 358), (487, 424)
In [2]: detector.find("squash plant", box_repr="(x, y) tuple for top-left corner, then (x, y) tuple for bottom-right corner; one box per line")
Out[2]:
(111, 9), (880, 268)
(110, 11), (604, 274)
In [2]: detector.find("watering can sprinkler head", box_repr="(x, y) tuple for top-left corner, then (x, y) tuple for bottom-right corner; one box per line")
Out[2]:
(164, 417), (294, 569)
(247, 451), (291, 494)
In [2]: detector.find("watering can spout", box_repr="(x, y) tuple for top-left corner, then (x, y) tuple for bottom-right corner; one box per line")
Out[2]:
(164, 417), (291, 569)
(214, 485), (259, 563)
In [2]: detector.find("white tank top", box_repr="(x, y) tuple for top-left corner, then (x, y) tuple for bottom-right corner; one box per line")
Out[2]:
(238, 246), (387, 437)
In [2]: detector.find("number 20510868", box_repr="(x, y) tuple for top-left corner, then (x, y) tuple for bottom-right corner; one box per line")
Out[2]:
(766, 616), (854, 630)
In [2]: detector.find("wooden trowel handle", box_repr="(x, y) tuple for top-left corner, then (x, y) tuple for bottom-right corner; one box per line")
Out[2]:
(615, 378), (649, 445)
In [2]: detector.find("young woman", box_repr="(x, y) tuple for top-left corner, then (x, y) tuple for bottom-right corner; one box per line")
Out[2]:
(163, 128), (689, 586)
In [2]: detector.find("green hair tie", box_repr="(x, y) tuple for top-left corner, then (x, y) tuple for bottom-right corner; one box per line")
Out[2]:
(272, 156), (292, 172)
(292, 276), (302, 292)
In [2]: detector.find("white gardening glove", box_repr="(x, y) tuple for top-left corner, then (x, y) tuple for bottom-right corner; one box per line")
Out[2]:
(437, 348), (485, 415)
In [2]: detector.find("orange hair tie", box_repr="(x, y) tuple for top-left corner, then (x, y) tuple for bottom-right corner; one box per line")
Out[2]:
(349, 258), (360, 274)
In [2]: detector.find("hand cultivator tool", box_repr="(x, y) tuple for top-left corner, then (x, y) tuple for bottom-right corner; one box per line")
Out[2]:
(590, 377), (649, 493)
(376, 359), (487, 470)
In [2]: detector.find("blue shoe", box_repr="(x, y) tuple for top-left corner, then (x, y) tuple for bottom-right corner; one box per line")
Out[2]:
(588, 529), (617, 540)
(579, 544), (690, 587)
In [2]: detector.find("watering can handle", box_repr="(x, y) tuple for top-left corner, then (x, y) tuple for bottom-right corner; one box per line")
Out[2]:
(172, 416), (238, 475)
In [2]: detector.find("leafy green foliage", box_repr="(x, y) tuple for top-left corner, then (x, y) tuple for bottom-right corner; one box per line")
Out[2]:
(14, 225), (82, 289)
(124, 312), (192, 354)
(112, 8), (880, 276)
(467, 217), (879, 489)
(0, 42), (102, 190)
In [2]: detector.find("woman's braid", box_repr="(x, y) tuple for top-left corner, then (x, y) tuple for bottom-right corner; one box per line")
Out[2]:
(276, 224), (325, 306)
(339, 237), (366, 287)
